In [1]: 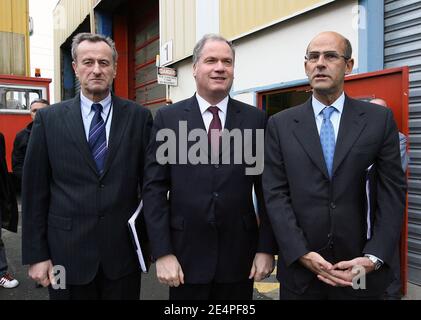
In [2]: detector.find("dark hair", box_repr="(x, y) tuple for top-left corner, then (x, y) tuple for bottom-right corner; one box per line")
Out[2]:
(71, 32), (118, 63)
(30, 98), (50, 106)
(193, 34), (235, 65)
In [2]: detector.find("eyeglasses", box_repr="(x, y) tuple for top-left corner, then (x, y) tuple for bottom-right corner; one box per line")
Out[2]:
(305, 51), (350, 63)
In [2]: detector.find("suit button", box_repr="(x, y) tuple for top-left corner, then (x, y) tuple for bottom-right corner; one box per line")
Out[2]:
(330, 202), (336, 209)
(214, 164), (219, 169)
(213, 192), (219, 198)
(99, 184), (105, 189)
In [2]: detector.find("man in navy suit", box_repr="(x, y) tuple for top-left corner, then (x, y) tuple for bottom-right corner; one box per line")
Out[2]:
(263, 31), (406, 299)
(22, 33), (152, 300)
(143, 34), (276, 300)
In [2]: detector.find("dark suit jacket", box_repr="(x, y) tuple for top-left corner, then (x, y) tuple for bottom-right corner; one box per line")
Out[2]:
(21, 95), (153, 285)
(0, 132), (18, 233)
(263, 95), (406, 297)
(143, 95), (277, 284)
(12, 122), (32, 190)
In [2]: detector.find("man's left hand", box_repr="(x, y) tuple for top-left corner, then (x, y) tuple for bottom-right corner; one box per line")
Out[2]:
(249, 253), (275, 282)
(322, 257), (375, 285)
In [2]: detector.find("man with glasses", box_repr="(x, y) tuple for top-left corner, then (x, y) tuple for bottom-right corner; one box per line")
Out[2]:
(263, 31), (406, 299)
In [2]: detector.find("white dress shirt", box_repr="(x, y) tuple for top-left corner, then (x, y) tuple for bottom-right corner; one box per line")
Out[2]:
(195, 93), (228, 132)
(312, 92), (345, 141)
(80, 92), (113, 144)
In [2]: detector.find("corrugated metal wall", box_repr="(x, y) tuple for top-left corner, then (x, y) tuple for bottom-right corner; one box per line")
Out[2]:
(159, 0), (195, 64)
(0, 0), (29, 75)
(384, 0), (421, 285)
(53, 0), (95, 101)
(219, 0), (333, 40)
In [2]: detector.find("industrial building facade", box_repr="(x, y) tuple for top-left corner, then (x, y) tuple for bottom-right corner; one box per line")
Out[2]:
(52, 0), (421, 286)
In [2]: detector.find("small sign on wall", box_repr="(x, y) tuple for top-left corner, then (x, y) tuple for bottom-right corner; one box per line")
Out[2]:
(157, 67), (178, 86)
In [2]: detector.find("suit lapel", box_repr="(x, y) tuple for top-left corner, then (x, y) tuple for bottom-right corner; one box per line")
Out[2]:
(185, 95), (207, 132)
(332, 96), (367, 175)
(101, 95), (130, 178)
(63, 96), (98, 174)
(292, 99), (330, 179)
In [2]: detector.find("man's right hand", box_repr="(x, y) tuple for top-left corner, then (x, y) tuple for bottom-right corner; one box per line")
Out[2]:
(299, 252), (352, 287)
(156, 254), (184, 287)
(28, 260), (54, 287)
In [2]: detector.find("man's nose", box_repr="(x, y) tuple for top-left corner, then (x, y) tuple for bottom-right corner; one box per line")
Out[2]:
(214, 61), (225, 71)
(92, 61), (102, 74)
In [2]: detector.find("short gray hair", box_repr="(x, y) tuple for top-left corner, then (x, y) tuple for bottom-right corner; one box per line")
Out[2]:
(71, 32), (118, 63)
(193, 34), (235, 65)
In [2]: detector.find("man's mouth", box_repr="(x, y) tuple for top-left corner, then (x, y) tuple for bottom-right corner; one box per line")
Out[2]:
(314, 74), (329, 80)
(211, 77), (226, 81)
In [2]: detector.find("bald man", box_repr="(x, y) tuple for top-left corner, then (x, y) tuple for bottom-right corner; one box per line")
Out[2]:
(263, 31), (406, 299)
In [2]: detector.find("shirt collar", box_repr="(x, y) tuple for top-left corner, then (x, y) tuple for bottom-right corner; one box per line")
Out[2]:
(195, 93), (229, 115)
(80, 92), (112, 118)
(312, 92), (345, 118)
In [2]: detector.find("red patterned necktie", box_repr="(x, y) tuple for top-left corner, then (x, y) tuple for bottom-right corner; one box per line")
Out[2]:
(208, 106), (222, 154)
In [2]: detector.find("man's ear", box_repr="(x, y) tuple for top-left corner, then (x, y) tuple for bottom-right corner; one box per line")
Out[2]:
(72, 61), (78, 77)
(345, 58), (354, 75)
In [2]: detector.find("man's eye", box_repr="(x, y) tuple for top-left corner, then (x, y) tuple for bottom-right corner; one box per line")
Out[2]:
(309, 54), (319, 60)
(325, 53), (338, 60)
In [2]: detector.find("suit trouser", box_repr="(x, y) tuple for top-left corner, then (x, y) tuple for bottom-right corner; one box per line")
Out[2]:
(169, 279), (254, 300)
(280, 277), (382, 300)
(0, 215), (9, 277)
(48, 266), (141, 300)
(385, 247), (402, 299)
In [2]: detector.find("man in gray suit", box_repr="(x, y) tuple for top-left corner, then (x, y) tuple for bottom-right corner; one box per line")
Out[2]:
(22, 33), (152, 300)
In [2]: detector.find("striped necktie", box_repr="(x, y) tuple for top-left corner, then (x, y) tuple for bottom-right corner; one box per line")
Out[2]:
(88, 103), (107, 174)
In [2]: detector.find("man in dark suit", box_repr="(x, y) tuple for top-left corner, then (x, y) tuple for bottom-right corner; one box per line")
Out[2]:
(263, 31), (406, 299)
(22, 33), (152, 300)
(143, 34), (276, 300)
(12, 98), (49, 192)
(0, 132), (19, 289)
(370, 98), (408, 300)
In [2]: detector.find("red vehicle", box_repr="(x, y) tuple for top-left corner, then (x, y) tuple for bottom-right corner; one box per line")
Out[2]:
(0, 74), (51, 171)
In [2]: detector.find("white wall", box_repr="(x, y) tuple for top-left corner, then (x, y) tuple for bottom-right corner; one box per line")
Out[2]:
(168, 58), (196, 103)
(29, 0), (58, 103)
(233, 0), (358, 95)
(169, 0), (359, 106)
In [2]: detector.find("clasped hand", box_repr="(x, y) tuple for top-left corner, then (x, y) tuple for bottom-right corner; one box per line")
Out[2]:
(299, 252), (375, 287)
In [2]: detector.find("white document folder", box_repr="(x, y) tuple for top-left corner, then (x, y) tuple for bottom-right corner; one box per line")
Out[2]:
(128, 200), (151, 273)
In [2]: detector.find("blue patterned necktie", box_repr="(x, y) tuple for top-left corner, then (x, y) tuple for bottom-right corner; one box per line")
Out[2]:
(320, 106), (336, 178)
(88, 103), (107, 174)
